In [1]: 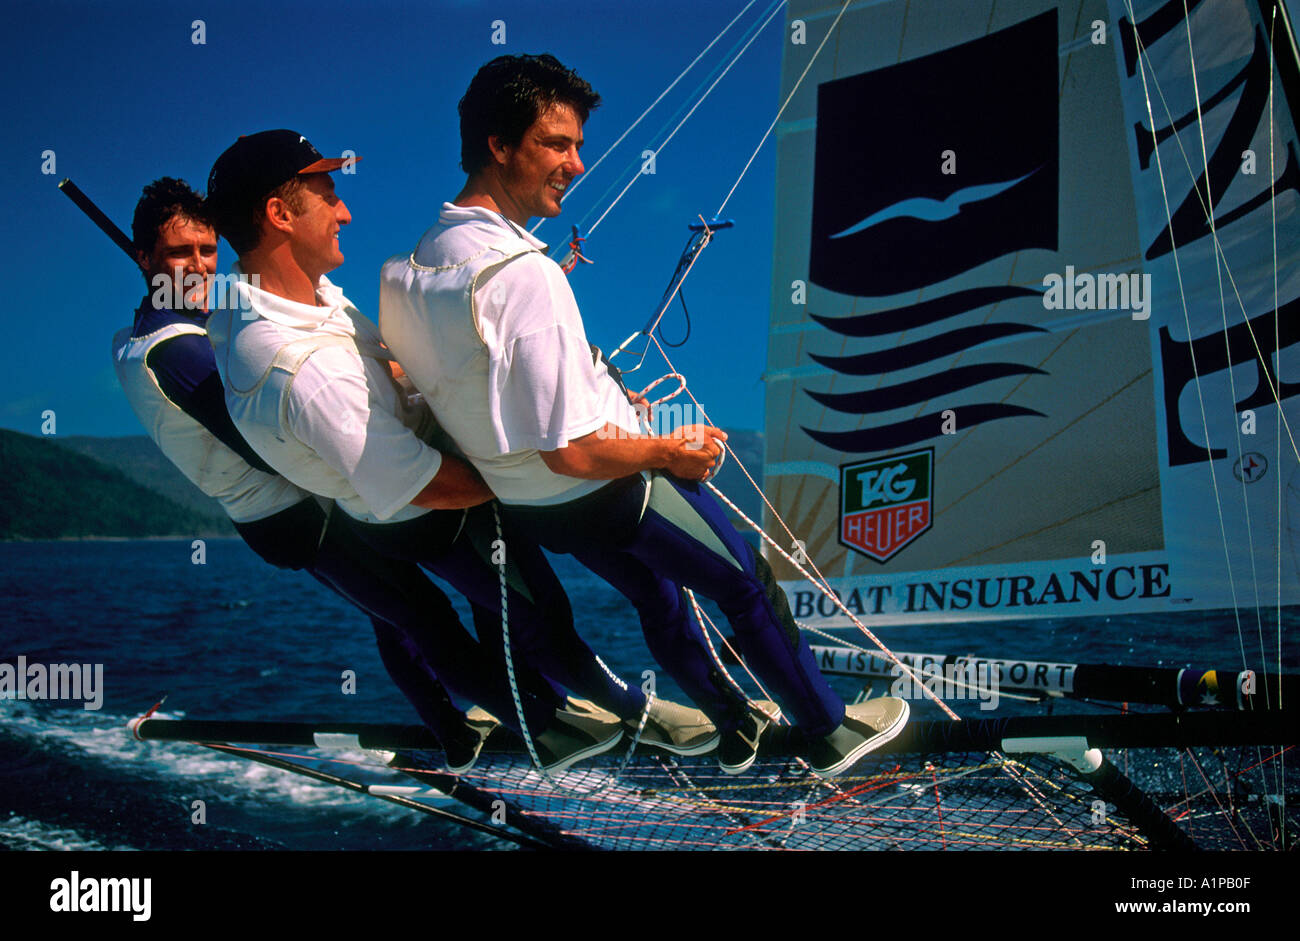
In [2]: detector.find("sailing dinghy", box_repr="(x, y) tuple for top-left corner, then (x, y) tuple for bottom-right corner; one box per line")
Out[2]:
(135, 0), (1298, 851)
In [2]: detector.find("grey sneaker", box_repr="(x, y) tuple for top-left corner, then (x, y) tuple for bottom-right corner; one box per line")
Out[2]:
(445, 707), (500, 774)
(631, 698), (719, 756)
(718, 700), (782, 775)
(534, 706), (624, 773)
(808, 697), (909, 777)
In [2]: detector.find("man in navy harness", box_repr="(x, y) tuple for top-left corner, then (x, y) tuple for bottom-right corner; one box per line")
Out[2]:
(379, 54), (910, 776)
(113, 177), (587, 771)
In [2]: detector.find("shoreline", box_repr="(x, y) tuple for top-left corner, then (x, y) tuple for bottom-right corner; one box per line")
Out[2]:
(0, 533), (239, 544)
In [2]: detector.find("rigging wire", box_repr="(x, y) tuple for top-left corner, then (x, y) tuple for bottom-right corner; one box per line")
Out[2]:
(531, 0), (763, 238)
(582, 0), (787, 241)
(1124, 0), (1288, 846)
(1268, 0), (1288, 849)
(1182, 0), (1269, 707)
(714, 0), (855, 217)
(1115, 4), (1299, 467)
(1185, 0), (1285, 840)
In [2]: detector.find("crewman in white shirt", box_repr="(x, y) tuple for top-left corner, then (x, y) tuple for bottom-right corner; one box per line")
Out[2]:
(379, 55), (909, 776)
(204, 129), (715, 771)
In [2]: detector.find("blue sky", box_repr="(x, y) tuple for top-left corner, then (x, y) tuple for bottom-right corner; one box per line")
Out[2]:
(2, 0), (785, 438)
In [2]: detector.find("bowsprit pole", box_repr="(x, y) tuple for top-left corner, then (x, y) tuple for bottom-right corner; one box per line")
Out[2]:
(58, 178), (139, 265)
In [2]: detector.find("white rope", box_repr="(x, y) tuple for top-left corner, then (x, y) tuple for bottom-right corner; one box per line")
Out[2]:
(627, 336), (956, 718)
(491, 502), (653, 794)
(635, 370), (725, 478)
(701, 473), (961, 721)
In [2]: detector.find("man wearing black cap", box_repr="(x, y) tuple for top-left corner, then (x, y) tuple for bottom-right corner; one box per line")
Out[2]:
(111, 176), (507, 771)
(203, 130), (719, 769)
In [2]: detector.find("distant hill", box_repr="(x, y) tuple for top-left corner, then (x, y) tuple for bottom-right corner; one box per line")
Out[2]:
(59, 434), (233, 527)
(0, 430), (232, 540)
(1, 427), (765, 540)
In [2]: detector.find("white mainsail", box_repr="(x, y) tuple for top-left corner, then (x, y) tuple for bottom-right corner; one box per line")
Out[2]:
(764, 0), (1299, 626)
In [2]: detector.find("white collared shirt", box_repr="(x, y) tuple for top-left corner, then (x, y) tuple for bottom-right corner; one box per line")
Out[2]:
(379, 203), (641, 505)
(207, 268), (440, 523)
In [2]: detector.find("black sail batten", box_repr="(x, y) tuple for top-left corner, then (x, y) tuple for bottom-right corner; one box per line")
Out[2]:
(872, 710), (1297, 753)
(134, 720), (581, 850)
(134, 709), (1297, 756)
(131, 717), (443, 750)
(390, 757), (595, 851)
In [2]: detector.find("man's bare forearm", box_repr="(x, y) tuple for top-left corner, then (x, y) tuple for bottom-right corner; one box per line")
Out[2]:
(540, 424), (672, 479)
(410, 453), (494, 508)
(541, 423), (724, 481)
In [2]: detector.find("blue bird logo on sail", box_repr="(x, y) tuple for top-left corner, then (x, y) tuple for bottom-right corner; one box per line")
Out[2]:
(828, 169), (1041, 241)
(808, 10), (1058, 299)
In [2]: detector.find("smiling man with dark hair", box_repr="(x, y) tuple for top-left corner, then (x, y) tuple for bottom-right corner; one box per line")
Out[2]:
(457, 52), (601, 176)
(380, 53), (909, 776)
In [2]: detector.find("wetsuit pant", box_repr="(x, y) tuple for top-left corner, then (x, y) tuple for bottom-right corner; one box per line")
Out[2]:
(345, 504), (647, 722)
(504, 473), (845, 738)
(233, 498), (561, 740)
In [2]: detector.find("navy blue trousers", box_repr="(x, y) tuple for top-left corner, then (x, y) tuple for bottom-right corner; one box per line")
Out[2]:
(505, 473), (845, 737)
(235, 499), (560, 739)
(346, 504), (647, 722)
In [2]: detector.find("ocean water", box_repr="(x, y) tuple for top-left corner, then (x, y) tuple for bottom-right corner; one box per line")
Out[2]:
(0, 538), (1293, 851)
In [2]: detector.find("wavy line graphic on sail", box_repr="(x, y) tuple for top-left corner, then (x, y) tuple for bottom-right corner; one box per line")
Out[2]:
(828, 168), (1042, 240)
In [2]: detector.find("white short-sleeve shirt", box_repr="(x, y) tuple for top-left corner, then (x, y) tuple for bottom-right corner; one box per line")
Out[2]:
(210, 271), (440, 524)
(380, 204), (641, 505)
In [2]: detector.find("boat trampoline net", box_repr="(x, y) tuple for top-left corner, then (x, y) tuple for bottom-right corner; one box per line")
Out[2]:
(388, 732), (1300, 850)
(391, 744), (1291, 850)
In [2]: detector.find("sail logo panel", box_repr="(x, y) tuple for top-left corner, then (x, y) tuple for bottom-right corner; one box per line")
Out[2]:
(808, 10), (1059, 298)
(840, 449), (934, 562)
(764, 0), (1300, 623)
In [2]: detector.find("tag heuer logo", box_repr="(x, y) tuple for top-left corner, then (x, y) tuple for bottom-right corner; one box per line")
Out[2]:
(840, 449), (933, 562)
